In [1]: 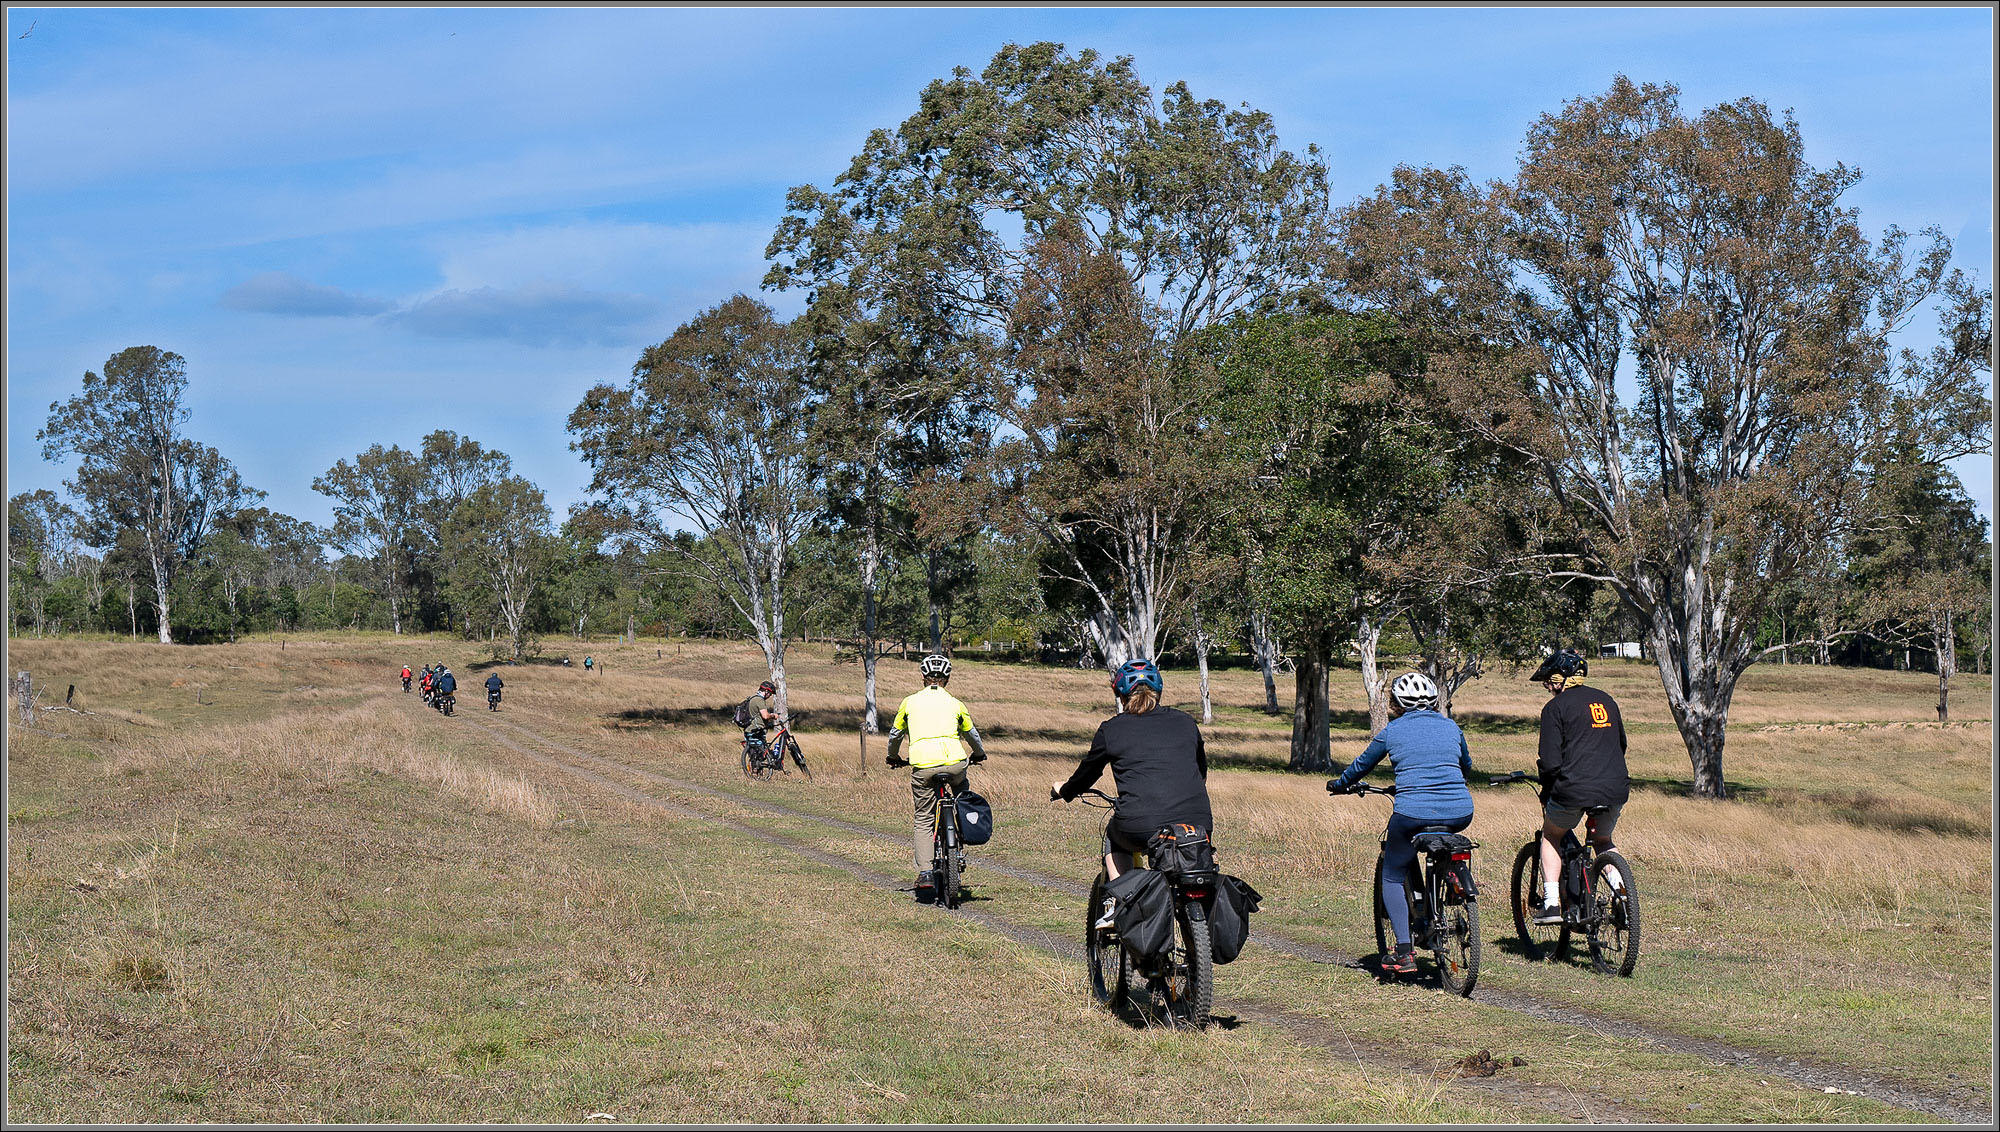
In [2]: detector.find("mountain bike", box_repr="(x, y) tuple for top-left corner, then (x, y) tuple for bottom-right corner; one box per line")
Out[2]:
(402, 675), (412, 693)
(487, 687), (502, 712)
(1063, 787), (1214, 1030)
(1332, 782), (1481, 996)
(420, 682), (433, 706)
(1492, 771), (1641, 976)
(437, 691), (455, 717)
(742, 720), (812, 781)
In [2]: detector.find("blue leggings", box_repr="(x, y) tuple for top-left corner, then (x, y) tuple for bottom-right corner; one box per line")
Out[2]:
(1382, 811), (1472, 947)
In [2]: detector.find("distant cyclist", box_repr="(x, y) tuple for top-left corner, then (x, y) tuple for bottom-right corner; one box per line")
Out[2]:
(434, 664), (457, 712)
(886, 654), (988, 904)
(1327, 671), (1474, 973)
(401, 664), (413, 693)
(1051, 659), (1212, 929)
(485, 672), (504, 709)
(740, 680), (780, 753)
(1528, 650), (1629, 924)
(419, 665), (434, 700)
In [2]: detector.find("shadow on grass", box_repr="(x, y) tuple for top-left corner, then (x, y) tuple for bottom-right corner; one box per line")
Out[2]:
(607, 705), (860, 732)
(466, 656), (576, 671)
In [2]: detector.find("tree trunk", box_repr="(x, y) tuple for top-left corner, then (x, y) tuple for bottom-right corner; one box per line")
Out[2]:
(1251, 609), (1280, 714)
(1192, 604), (1213, 724)
(1644, 618), (1743, 800)
(1288, 633), (1332, 772)
(1357, 613), (1388, 735)
(1935, 607), (1955, 722)
(150, 554), (173, 644)
(925, 553), (942, 654)
(860, 510), (882, 733)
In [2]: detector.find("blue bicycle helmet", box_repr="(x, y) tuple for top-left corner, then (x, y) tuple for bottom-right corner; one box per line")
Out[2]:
(1111, 658), (1164, 697)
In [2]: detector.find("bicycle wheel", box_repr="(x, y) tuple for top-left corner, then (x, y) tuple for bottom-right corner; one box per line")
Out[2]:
(1152, 907), (1213, 1030)
(740, 742), (762, 779)
(1084, 874), (1131, 1008)
(787, 735), (812, 781)
(1584, 851), (1641, 977)
(1433, 869), (1481, 997)
(1511, 841), (1570, 963)
(933, 820), (961, 909)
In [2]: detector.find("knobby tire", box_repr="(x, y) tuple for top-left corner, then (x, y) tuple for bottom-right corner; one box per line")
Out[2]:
(1512, 841), (1571, 963)
(1586, 851), (1641, 977)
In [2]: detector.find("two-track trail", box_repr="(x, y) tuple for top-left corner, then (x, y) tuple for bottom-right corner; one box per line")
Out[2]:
(454, 706), (1989, 1124)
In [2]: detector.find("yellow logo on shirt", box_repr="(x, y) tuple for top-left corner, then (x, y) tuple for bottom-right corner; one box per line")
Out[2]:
(1589, 702), (1610, 728)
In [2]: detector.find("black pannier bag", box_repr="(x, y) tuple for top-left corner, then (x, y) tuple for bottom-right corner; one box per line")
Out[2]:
(1208, 874), (1264, 965)
(1146, 822), (1219, 886)
(1106, 869), (1175, 960)
(955, 789), (994, 845)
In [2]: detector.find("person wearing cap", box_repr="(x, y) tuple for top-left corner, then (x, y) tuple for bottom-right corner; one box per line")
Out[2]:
(1528, 649), (1630, 924)
(886, 654), (988, 903)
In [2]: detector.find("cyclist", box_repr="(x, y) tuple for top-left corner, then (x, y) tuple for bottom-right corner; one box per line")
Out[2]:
(434, 664), (457, 712)
(885, 654), (988, 904)
(484, 671), (504, 707)
(1326, 672), (1474, 974)
(419, 665), (434, 700)
(740, 680), (780, 757)
(1527, 649), (1629, 924)
(1050, 659), (1212, 929)
(584, 655), (594, 673)
(400, 664), (413, 692)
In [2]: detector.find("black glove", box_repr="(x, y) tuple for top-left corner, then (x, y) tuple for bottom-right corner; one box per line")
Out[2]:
(1326, 779), (1349, 795)
(885, 754), (908, 768)
(970, 753), (987, 764)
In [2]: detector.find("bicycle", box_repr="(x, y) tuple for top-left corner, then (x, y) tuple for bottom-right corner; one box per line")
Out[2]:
(1330, 782), (1481, 996)
(895, 759), (970, 909)
(741, 719), (812, 782)
(487, 687), (502, 712)
(402, 675), (412, 693)
(1492, 770), (1641, 976)
(437, 691), (455, 717)
(1063, 787), (1215, 1030)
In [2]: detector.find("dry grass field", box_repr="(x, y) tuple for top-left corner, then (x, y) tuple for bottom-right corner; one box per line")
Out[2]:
(6, 633), (1992, 1123)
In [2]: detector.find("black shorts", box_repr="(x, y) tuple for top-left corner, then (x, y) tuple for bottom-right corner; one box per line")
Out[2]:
(1102, 817), (1155, 857)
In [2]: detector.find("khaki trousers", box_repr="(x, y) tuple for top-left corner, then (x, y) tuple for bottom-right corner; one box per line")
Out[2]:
(911, 760), (971, 874)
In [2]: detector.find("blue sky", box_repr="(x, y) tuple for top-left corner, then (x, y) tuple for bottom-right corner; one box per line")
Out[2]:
(7, 6), (1994, 533)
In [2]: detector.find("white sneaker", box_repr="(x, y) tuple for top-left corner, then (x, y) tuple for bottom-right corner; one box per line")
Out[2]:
(1093, 897), (1117, 930)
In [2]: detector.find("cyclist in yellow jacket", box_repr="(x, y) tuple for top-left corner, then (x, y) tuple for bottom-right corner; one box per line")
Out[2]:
(886, 653), (988, 903)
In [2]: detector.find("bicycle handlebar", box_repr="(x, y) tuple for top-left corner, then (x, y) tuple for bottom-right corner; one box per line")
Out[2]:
(1329, 781), (1397, 798)
(1488, 770), (1540, 787)
(1052, 786), (1117, 808)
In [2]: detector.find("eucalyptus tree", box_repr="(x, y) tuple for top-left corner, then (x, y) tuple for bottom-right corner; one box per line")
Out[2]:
(447, 476), (554, 660)
(569, 295), (819, 711)
(1199, 308), (1442, 771)
(39, 346), (261, 643)
(313, 443), (423, 633)
(772, 42), (1332, 670)
(1337, 77), (1992, 796)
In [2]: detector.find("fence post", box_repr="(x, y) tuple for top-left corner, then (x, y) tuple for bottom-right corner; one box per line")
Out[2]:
(858, 725), (868, 779)
(15, 671), (31, 725)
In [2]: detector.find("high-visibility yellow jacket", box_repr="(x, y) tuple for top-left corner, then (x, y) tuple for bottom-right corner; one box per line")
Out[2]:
(889, 685), (986, 768)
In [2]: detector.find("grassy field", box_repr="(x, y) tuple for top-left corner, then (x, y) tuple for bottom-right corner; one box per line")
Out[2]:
(6, 633), (1992, 1123)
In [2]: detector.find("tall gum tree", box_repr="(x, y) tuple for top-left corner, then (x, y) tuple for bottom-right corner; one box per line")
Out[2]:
(569, 296), (819, 714)
(774, 42), (1331, 669)
(1338, 78), (1992, 797)
(38, 346), (260, 644)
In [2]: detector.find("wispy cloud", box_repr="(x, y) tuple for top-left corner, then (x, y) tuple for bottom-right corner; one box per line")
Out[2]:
(219, 271), (392, 317)
(390, 283), (661, 348)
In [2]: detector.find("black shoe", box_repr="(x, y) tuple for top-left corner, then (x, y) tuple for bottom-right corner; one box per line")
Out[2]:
(1383, 944), (1419, 974)
(915, 872), (937, 905)
(1533, 899), (1564, 925)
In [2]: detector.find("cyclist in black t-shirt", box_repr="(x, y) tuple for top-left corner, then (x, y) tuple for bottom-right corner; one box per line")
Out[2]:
(1529, 650), (1630, 924)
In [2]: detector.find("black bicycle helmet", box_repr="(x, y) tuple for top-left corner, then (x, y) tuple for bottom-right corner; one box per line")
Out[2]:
(1528, 649), (1587, 684)
(757, 680), (776, 695)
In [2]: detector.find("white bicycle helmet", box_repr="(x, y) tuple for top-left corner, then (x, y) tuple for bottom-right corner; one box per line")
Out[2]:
(1389, 671), (1439, 711)
(919, 653), (953, 680)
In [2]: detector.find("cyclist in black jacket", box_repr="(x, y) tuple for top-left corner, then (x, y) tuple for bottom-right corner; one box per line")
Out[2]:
(1052, 658), (1213, 929)
(1529, 650), (1630, 923)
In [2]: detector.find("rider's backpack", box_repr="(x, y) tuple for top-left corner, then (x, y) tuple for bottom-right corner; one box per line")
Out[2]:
(1147, 822), (1220, 887)
(1107, 869), (1175, 960)
(955, 789), (994, 845)
(732, 698), (754, 728)
(1208, 874), (1264, 965)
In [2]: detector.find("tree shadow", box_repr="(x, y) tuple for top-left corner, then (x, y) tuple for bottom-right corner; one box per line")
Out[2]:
(607, 705), (859, 732)
(465, 656), (572, 671)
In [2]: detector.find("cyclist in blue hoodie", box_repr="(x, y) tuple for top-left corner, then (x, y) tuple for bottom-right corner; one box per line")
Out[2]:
(1327, 672), (1475, 974)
